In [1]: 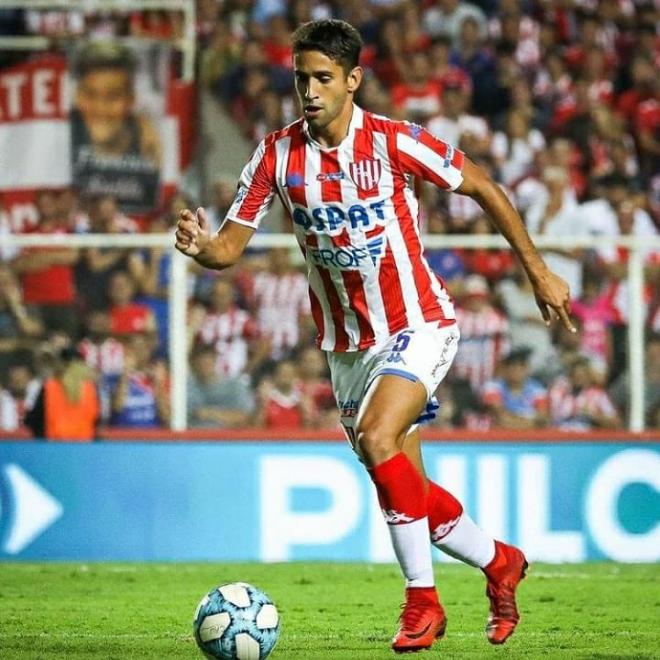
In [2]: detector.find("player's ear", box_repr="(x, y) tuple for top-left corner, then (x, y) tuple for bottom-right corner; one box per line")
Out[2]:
(347, 66), (363, 95)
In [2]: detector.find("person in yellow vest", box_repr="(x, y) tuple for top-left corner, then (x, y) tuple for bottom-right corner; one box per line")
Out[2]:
(25, 347), (99, 441)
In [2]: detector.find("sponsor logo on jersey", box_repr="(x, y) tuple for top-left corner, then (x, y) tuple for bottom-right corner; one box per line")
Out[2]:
(316, 171), (345, 182)
(292, 200), (387, 235)
(308, 236), (386, 271)
(349, 159), (382, 192)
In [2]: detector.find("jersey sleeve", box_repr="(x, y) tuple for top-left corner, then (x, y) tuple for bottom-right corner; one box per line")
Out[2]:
(395, 122), (465, 191)
(225, 138), (276, 229)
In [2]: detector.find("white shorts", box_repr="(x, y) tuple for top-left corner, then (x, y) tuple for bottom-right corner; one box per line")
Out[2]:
(327, 322), (460, 452)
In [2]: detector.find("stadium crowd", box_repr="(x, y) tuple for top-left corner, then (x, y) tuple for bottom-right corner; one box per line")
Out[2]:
(0, 0), (659, 437)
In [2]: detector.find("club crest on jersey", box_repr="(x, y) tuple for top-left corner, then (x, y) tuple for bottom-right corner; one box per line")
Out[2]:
(349, 159), (381, 192)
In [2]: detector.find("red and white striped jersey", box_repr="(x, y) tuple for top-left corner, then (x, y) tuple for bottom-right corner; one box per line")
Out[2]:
(453, 306), (510, 391)
(196, 306), (260, 377)
(548, 377), (618, 430)
(225, 105), (464, 352)
(250, 270), (311, 358)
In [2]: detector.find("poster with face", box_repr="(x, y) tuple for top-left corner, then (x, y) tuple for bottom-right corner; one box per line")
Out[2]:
(70, 41), (167, 214)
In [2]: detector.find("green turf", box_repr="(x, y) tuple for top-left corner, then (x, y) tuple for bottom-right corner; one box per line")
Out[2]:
(0, 563), (658, 659)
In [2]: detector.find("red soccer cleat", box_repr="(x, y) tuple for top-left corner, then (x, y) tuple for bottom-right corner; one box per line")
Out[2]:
(391, 587), (447, 654)
(483, 541), (528, 645)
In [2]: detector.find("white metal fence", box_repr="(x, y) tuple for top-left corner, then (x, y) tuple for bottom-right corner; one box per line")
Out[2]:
(2, 231), (657, 433)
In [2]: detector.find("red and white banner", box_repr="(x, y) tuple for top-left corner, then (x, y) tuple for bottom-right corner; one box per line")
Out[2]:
(0, 48), (193, 231)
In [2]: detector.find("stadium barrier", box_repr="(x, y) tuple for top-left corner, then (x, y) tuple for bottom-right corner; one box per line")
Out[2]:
(0, 437), (658, 562)
(2, 231), (657, 432)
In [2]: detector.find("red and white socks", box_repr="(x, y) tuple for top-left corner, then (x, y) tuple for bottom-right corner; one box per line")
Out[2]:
(427, 481), (495, 568)
(370, 453), (435, 588)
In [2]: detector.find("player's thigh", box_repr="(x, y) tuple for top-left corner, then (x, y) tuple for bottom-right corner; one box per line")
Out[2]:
(356, 372), (429, 445)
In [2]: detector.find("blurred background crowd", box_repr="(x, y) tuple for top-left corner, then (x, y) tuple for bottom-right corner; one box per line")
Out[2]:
(0, 0), (658, 438)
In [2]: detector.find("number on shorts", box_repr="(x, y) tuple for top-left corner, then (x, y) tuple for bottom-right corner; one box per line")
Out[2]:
(392, 330), (412, 353)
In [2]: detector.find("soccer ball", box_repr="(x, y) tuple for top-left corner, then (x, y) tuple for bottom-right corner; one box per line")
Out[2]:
(193, 582), (280, 660)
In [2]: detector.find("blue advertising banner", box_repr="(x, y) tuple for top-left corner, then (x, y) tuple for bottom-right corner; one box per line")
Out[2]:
(0, 442), (658, 562)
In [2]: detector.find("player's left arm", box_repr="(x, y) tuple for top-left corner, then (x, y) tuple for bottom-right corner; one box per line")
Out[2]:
(456, 157), (576, 333)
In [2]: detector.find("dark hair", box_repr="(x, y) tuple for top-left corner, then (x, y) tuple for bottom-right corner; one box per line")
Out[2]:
(291, 19), (362, 74)
(74, 41), (136, 81)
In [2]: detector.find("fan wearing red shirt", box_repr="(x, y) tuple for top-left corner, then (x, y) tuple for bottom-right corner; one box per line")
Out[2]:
(107, 270), (156, 336)
(11, 190), (80, 338)
(257, 360), (306, 428)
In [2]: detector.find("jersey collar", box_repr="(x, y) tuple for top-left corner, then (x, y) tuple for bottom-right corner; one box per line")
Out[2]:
(303, 104), (364, 150)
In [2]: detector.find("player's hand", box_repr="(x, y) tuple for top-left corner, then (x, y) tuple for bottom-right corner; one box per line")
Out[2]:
(531, 269), (577, 333)
(175, 207), (211, 258)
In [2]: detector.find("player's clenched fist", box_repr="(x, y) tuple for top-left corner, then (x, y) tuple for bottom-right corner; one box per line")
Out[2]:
(175, 207), (210, 257)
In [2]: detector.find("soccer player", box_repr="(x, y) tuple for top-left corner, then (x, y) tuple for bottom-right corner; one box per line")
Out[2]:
(175, 19), (575, 654)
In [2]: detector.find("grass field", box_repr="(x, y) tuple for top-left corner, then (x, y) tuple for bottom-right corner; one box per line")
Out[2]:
(0, 563), (658, 659)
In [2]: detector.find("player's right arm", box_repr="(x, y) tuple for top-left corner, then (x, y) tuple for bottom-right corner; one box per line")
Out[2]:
(175, 208), (255, 270)
(175, 136), (276, 270)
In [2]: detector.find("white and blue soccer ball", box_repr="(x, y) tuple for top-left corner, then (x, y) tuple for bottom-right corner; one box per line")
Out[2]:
(193, 582), (280, 660)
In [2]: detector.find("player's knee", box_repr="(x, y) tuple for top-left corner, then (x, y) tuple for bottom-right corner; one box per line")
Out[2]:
(355, 419), (400, 466)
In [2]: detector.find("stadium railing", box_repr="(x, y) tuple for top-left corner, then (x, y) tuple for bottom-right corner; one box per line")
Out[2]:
(2, 231), (657, 433)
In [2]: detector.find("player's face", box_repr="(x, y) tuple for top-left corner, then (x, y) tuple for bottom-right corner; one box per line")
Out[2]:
(76, 68), (134, 148)
(294, 50), (361, 138)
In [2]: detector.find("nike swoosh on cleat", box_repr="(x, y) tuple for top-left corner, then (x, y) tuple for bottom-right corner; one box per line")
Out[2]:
(403, 622), (432, 640)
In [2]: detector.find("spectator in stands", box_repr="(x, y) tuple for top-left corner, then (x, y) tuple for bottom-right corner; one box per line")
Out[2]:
(247, 247), (312, 361)
(0, 364), (40, 432)
(482, 347), (549, 430)
(11, 189), (80, 339)
(391, 51), (442, 124)
(610, 333), (660, 427)
(490, 4), (541, 75)
(453, 274), (509, 393)
(24, 347), (99, 441)
(497, 262), (554, 373)
(187, 345), (255, 428)
(133, 214), (172, 354)
(256, 360), (307, 428)
(524, 165), (583, 298)
(0, 264), (43, 372)
(549, 356), (621, 431)
(199, 20), (242, 89)
(262, 15), (294, 69)
(536, 319), (588, 387)
(57, 188), (90, 232)
(297, 345), (337, 428)
(110, 333), (169, 427)
(220, 39), (291, 108)
(597, 195), (659, 380)
(191, 278), (270, 379)
(460, 214), (516, 282)
(75, 194), (141, 311)
(78, 309), (125, 422)
(570, 272), (615, 383)
(491, 108), (546, 186)
(424, 211), (466, 292)
(422, 0), (487, 47)
(449, 15), (497, 110)
(427, 71), (490, 159)
(205, 177), (239, 234)
(432, 376), (484, 430)
(107, 270), (157, 336)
